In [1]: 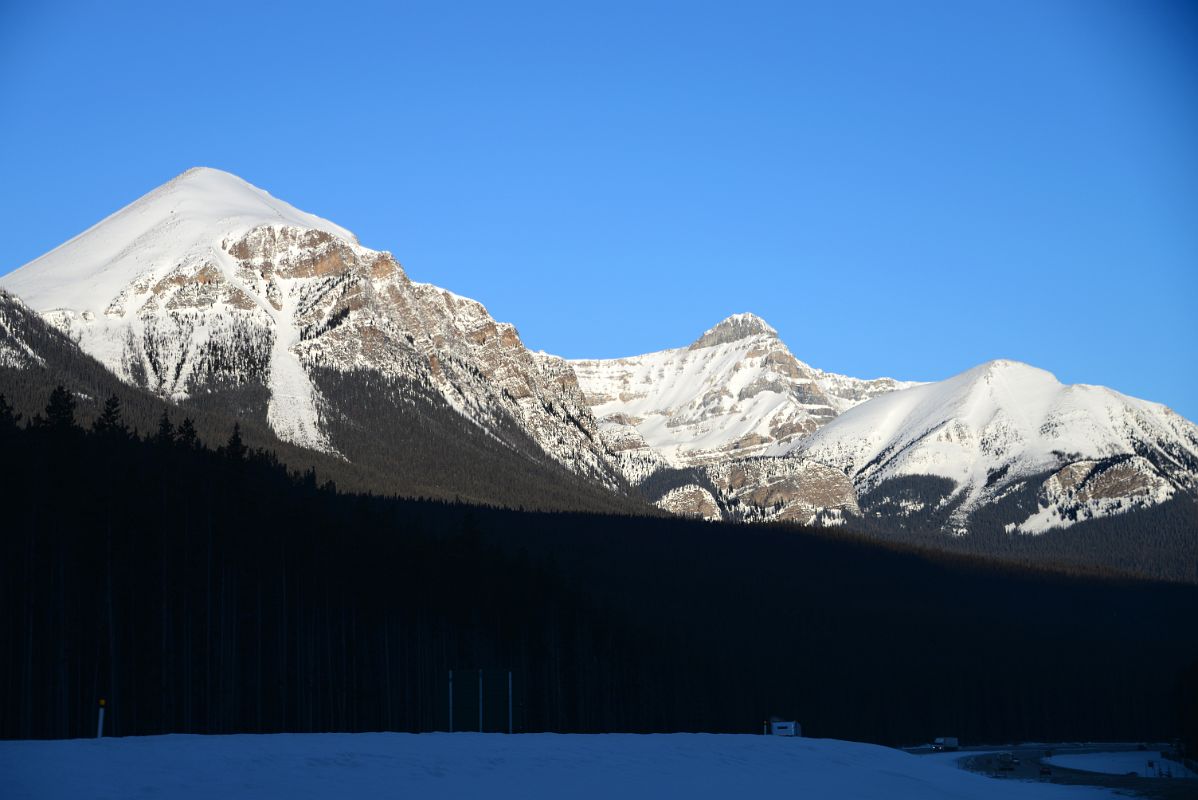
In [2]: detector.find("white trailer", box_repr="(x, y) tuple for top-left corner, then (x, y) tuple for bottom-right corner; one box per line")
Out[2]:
(770, 721), (800, 737)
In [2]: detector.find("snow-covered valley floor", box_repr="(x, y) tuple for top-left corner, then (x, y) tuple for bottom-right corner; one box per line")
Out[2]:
(0, 732), (1119, 799)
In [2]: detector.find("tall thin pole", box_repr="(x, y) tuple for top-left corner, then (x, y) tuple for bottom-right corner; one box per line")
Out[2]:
(507, 671), (513, 735)
(478, 670), (484, 732)
(448, 670), (454, 733)
(97, 698), (106, 738)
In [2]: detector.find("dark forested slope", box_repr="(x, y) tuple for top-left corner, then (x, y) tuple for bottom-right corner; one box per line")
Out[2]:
(2, 399), (1195, 748)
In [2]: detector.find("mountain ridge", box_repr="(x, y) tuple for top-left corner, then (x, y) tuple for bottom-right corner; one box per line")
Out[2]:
(1, 167), (626, 491)
(793, 357), (1198, 532)
(3, 167), (1195, 567)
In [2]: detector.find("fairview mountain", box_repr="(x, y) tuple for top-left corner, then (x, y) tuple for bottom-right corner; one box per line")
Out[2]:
(3, 168), (1196, 578)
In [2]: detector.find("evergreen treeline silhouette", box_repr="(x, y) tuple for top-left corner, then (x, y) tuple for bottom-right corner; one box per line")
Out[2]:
(2, 387), (1196, 749)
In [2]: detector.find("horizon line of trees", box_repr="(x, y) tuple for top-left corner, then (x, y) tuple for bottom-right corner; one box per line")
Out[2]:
(3, 386), (267, 468)
(1, 385), (1196, 753)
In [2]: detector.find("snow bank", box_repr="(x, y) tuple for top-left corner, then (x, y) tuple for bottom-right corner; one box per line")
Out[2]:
(0, 732), (1118, 799)
(1045, 750), (1197, 779)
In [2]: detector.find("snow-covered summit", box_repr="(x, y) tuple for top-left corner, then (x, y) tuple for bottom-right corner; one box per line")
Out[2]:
(689, 313), (778, 349)
(568, 315), (919, 521)
(793, 357), (1198, 528)
(571, 316), (913, 470)
(795, 357), (1191, 478)
(3, 167), (356, 315)
(0, 169), (620, 486)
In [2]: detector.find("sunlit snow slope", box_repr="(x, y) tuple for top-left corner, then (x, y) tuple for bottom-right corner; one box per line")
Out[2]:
(571, 313), (915, 468)
(4, 168), (356, 313)
(794, 359), (1198, 530)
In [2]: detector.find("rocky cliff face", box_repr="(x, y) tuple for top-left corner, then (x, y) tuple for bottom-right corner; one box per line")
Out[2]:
(571, 313), (915, 471)
(570, 313), (916, 521)
(1, 168), (622, 489)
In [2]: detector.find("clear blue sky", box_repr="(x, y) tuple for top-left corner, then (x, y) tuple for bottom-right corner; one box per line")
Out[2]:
(2, 1), (1195, 418)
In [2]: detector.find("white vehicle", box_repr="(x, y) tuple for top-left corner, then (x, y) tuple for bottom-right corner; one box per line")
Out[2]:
(931, 737), (959, 752)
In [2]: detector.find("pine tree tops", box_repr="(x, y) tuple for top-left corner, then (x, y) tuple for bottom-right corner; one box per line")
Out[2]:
(13, 385), (213, 453)
(153, 410), (201, 449)
(41, 385), (77, 430)
(222, 422), (248, 461)
(93, 395), (128, 437)
(177, 418), (199, 449)
(0, 394), (20, 432)
(155, 410), (175, 445)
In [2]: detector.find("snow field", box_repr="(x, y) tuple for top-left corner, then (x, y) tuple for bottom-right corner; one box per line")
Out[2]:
(0, 732), (1120, 800)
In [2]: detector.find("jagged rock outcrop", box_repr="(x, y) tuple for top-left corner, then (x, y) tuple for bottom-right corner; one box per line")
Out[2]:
(1012, 455), (1178, 533)
(571, 313), (914, 471)
(656, 485), (723, 521)
(1, 168), (622, 488)
(570, 313), (916, 520)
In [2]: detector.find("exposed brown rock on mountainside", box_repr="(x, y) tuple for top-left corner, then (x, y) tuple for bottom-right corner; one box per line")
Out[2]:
(217, 225), (622, 486)
(657, 485), (722, 521)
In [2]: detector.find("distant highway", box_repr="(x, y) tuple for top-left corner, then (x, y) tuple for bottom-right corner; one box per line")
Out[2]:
(905, 742), (1151, 757)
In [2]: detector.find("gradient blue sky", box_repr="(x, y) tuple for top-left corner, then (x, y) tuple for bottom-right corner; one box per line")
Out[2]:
(2, 1), (1195, 417)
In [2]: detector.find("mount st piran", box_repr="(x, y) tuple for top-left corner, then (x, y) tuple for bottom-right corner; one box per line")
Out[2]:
(3, 168), (1195, 577)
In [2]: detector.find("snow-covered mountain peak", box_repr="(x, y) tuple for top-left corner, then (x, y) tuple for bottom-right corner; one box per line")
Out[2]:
(0, 170), (624, 486)
(160, 167), (357, 240)
(935, 359), (1062, 415)
(690, 313), (778, 349)
(570, 313), (920, 477)
(794, 358), (1198, 527)
(2, 167), (357, 314)
(965, 358), (1058, 383)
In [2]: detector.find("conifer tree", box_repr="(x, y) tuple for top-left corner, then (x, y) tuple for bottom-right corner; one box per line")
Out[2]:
(41, 385), (77, 430)
(93, 394), (127, 437)
(0, 394), (19, 433)
(154, 410), (175, 444)
(223, 422), (247, 461)
(177, 417), (199, 449)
